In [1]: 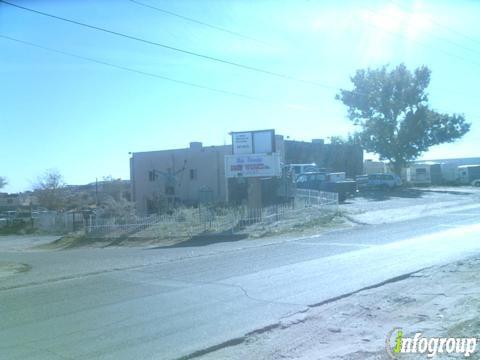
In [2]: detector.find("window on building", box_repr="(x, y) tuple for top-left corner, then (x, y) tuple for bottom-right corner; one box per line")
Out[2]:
(189, 169), (198, 180)
(148, 170), (157, 182)
(165, 185), (175, 195)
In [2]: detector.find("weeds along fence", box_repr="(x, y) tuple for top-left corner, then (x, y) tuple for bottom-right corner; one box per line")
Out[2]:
(85, 189), (338, 239)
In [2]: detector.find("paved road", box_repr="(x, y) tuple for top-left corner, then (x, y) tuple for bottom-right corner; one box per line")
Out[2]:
(1, 205), (480, 359)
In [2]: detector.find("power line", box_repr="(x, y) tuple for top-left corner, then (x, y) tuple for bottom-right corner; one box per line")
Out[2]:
(2, 9), (477, 122)
(359, 6), (480, 68)
(6, 31), (474, 108)
(0, 34), (264, 102)
(3, 35), (478, 129)
(389, 0), (480, 48)
(127, 0), (270, 46)
(386, 0), (480, 57)
(0, 0), (335, 90)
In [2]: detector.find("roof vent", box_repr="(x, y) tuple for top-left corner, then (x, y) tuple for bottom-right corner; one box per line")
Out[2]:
(189, 142), (202, 151)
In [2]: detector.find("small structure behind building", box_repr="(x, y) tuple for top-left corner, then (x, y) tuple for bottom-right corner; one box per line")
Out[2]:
(406, 162), (442, 185)
(283, 139), (363, 178)
(457, 165), (480, 185)
(363, 160), (387, 175)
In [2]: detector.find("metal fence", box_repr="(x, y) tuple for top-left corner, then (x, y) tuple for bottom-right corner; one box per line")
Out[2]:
(0, 211), (85, 234)
(33, 211), (85, 233)
(0, 190), (338, 239)
(295, 188), (338, 207)
(84, 189), (338, 239)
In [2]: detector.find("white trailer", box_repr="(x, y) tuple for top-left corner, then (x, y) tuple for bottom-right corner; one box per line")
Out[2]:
(457, 165), (480, 185)
(406, 163), (442, 185)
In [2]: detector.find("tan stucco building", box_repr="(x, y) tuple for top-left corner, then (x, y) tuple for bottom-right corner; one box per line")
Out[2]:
(130, 142), (232, 214)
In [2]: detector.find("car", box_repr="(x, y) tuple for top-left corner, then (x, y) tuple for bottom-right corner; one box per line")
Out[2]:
(358, 173), (402, 190)
(296, 171), (357, 202)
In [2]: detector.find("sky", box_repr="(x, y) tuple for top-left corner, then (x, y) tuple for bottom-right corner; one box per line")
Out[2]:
(1, 0), (479, 193)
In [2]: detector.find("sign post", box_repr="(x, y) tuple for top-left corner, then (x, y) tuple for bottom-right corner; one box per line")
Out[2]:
(247, 177), (262, 208)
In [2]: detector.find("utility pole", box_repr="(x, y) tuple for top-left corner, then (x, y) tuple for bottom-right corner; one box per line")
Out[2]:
(95, 178), (98, 207)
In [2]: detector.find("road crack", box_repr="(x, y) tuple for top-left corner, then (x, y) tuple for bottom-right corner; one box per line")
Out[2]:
(178, 268), (430, 359)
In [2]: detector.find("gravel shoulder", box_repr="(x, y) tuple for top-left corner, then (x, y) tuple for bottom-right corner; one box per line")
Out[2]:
(0, 261), (31, 278)
(199, 256), (480, 360)
(0, 235), (61, 252)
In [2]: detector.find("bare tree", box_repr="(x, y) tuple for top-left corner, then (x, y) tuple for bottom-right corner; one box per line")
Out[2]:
(0, 177), (7, 190)
(101, 175), (127, 201)
(34, 169), (66, 210)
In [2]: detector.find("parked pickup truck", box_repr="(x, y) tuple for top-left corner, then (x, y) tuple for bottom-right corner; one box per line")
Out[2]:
(356, 173), (402, 190)
(296, 172), (356, 202)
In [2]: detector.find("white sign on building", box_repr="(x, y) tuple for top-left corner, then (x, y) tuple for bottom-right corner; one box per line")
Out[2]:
(225, 153), (281, 178)
(231, 129), (275, 154)
(252, 130), (273, 154)
(232, 132), (253, 154)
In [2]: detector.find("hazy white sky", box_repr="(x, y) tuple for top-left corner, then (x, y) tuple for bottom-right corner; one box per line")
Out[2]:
(1, 0), (479, 192)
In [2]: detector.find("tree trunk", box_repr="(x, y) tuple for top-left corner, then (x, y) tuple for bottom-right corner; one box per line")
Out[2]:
(392, 161), (404, 177)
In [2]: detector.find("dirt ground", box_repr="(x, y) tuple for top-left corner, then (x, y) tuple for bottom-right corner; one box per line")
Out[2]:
(199, 256), (480, 359)
(341, 186), (480, 225)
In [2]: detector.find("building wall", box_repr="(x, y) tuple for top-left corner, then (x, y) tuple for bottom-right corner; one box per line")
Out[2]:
(0, 192), (37, 210)
(130, 143), (231, 214)
(363, 160), (386, 175)
(0, 194), (21, 209)
(283, 140), (363, 177)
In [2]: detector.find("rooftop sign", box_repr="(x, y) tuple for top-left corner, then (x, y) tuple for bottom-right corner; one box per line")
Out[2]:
(231, 129), (275, 155)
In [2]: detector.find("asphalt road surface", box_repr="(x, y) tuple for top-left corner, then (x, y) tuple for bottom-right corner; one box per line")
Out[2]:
(1, 204), (480, 359)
